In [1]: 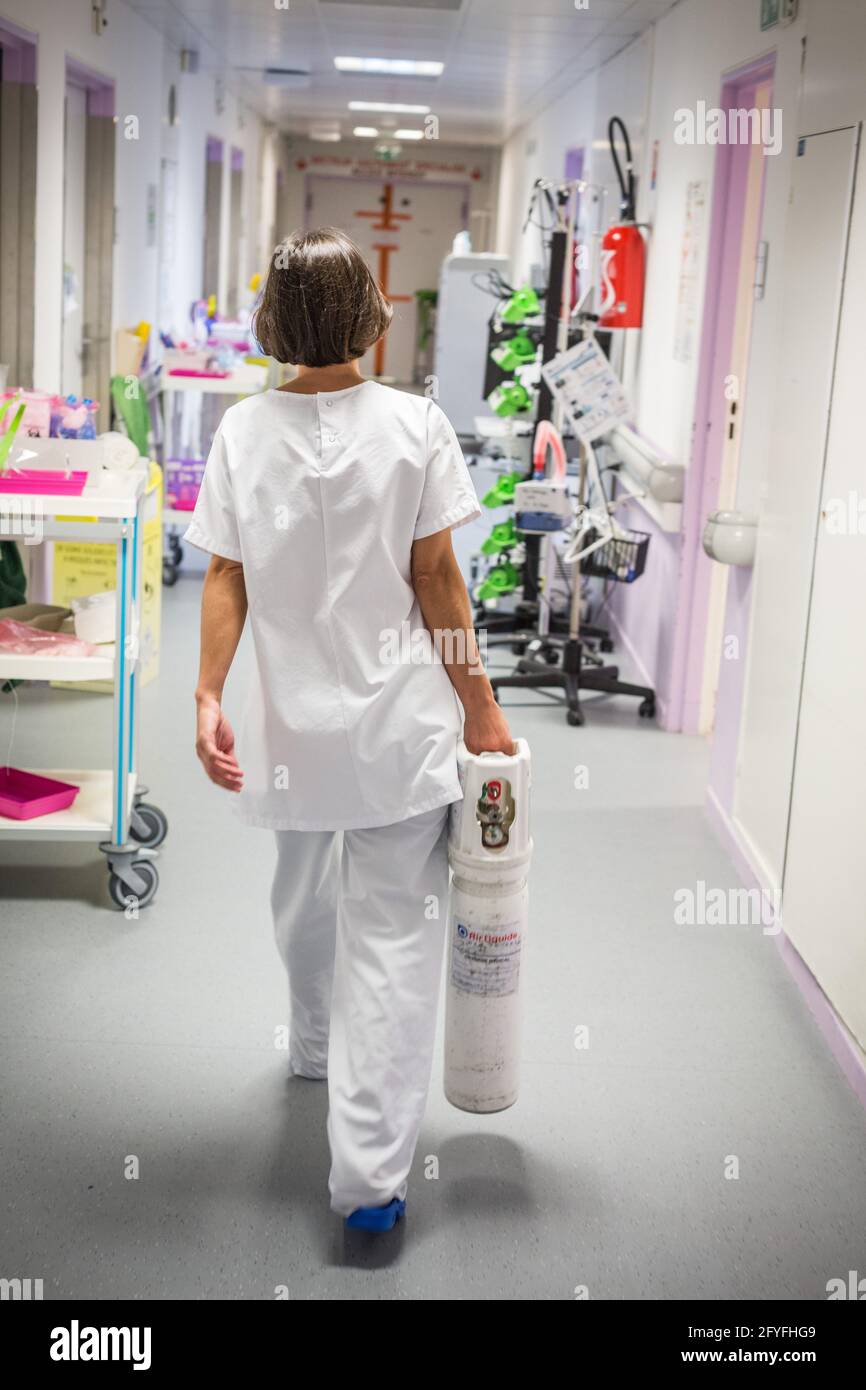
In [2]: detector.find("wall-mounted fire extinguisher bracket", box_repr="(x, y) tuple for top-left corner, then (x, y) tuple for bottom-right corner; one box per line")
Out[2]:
(598, 116), (647, 330)
(444, 740), (533, 1114)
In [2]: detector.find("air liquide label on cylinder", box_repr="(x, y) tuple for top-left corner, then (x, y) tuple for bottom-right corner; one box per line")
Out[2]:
(451, 917), (523, 997)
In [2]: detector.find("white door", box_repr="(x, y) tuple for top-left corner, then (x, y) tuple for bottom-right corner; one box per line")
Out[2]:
(733, 125), (860, 890)
(780, 125), (866, 1049)
(307, 175), (468, 381)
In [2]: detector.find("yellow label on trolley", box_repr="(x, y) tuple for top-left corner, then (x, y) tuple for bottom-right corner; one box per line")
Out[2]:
(51, 462), (162, 691)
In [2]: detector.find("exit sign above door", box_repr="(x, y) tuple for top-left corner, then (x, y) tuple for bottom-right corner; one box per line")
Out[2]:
(761, 0), (797, 29)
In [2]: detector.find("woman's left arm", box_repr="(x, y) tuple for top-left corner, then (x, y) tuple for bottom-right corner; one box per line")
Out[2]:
(195, 554), (248, 791)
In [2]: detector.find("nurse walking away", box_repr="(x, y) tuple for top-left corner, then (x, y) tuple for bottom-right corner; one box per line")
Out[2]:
(186, 228), (514, 1232)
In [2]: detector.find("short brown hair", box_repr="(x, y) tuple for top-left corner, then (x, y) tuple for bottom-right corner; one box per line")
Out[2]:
(253, 227), (393, 367)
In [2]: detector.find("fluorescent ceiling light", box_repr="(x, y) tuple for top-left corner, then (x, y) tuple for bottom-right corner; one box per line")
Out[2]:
(349, 101), (430, 114)
(309, 124), (341, 142)
(353, 126), (379, 137)
(335, 57), (444, 77)
(394, 128), (424, 140)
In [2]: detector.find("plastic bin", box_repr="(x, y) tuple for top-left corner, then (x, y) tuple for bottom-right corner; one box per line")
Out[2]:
(0, 768), (80, 820)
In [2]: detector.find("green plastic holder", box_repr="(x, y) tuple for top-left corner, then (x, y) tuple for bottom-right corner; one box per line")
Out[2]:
(500, 285), (541, 324)
(487, 380), (533, 417)
(481, 471), (523, 509)
(480, 519), (518, 554)
(476, 558), (520, 602)
(491, 330), (537, 373)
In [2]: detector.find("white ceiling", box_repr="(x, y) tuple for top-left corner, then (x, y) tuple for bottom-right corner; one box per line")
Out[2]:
(124, 0), (677, 146)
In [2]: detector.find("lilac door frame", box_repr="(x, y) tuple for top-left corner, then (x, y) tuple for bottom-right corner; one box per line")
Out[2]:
(0, 18), (37, 82)
(65, 56), (115, 115)
(667, 54), (775, 733)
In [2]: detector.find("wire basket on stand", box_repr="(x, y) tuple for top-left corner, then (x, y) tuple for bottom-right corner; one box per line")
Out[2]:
(579, 526), (651, 583)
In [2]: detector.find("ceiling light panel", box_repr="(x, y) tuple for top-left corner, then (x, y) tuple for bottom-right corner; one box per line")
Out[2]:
(320, 1), (462, 9)
(348, 100), (431, 113)
(335, 57), (444, 77)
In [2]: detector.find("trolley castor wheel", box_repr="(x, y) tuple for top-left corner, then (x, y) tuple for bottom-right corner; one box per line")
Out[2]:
(162, 559), (178, 586)
(510, 641), (527, 656)
(600, 637), (614, 653)
(639, 697), (656, 719)
(108, 859), (160, 910)
(567, 707), (585, 727)
(130, 802), (168, 849)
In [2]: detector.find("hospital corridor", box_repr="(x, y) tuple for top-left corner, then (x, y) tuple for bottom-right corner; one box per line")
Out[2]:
(1, 0), (865, 1345)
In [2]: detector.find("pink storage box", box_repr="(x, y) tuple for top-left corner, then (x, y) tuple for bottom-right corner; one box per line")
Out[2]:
(0, 391), (51, 438)
(165, 458), (205, 510)
(0, 768), (80, 820)
(0, 469), (89, 495)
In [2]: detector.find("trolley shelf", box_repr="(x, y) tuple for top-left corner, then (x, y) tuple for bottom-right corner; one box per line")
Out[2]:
(0, 465), (166, 906)
(0, 649), (117, 683)
(160, 365), (268, 395)
(0, 769), (136, 840)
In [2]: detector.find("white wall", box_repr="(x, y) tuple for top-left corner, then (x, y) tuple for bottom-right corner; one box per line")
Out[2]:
(0, 0), (271, 388)
(0, 0), (163, 390)
(158, 53), (268, 338)
(496, 68), (598, 282)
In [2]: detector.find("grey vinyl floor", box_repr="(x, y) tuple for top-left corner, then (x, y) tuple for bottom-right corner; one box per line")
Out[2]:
(1, 545), (865, 1301)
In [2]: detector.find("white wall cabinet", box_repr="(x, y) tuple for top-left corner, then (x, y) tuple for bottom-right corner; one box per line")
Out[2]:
(779, 125), (866, 1052)
(733, 125), (860, 892)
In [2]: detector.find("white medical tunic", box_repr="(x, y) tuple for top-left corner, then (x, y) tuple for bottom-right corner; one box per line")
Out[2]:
(185, 382), (481, 831)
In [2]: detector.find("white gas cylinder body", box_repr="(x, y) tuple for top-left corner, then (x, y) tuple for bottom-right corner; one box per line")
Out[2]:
(444, 739), (532, 1113)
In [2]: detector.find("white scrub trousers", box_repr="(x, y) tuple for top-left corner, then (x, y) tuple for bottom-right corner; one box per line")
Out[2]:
(271, 804), (451, 1216)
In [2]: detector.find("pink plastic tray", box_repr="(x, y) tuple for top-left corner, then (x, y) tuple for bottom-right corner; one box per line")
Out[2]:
(0, 767), (80, 820)
(168, 368), (230, 379)
(0, 470), (88, 495)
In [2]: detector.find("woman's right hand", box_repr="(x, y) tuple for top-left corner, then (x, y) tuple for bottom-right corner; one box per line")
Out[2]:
(195, 694), (244, 792)
(463, 698), (515, 757)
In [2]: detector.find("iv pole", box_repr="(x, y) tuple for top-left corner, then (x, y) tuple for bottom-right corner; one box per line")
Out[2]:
(489, 178), (656, 726)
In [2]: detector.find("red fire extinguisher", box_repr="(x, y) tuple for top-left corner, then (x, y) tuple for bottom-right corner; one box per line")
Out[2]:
(598, 117), (645, 329)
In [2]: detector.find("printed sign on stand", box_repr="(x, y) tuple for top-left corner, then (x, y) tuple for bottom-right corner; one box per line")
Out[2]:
(541, 337), (630, 443)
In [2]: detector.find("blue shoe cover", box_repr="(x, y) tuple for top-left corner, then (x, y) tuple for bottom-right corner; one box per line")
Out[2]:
(345, 1198), (406, 1232)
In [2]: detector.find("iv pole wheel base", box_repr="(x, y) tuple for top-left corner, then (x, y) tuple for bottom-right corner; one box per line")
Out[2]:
(567, 707), (585, 727)
(130, 802), (169, 848)
(639, 697), (656, 719)
(108, 860), (160, 910)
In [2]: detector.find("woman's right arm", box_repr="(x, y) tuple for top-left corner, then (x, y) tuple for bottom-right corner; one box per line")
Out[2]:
(194, 554), (248, 791)
(411, 528), (514, 756)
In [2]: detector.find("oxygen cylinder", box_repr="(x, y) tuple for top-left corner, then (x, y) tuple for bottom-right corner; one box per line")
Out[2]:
(444, 740), (532, 1113)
